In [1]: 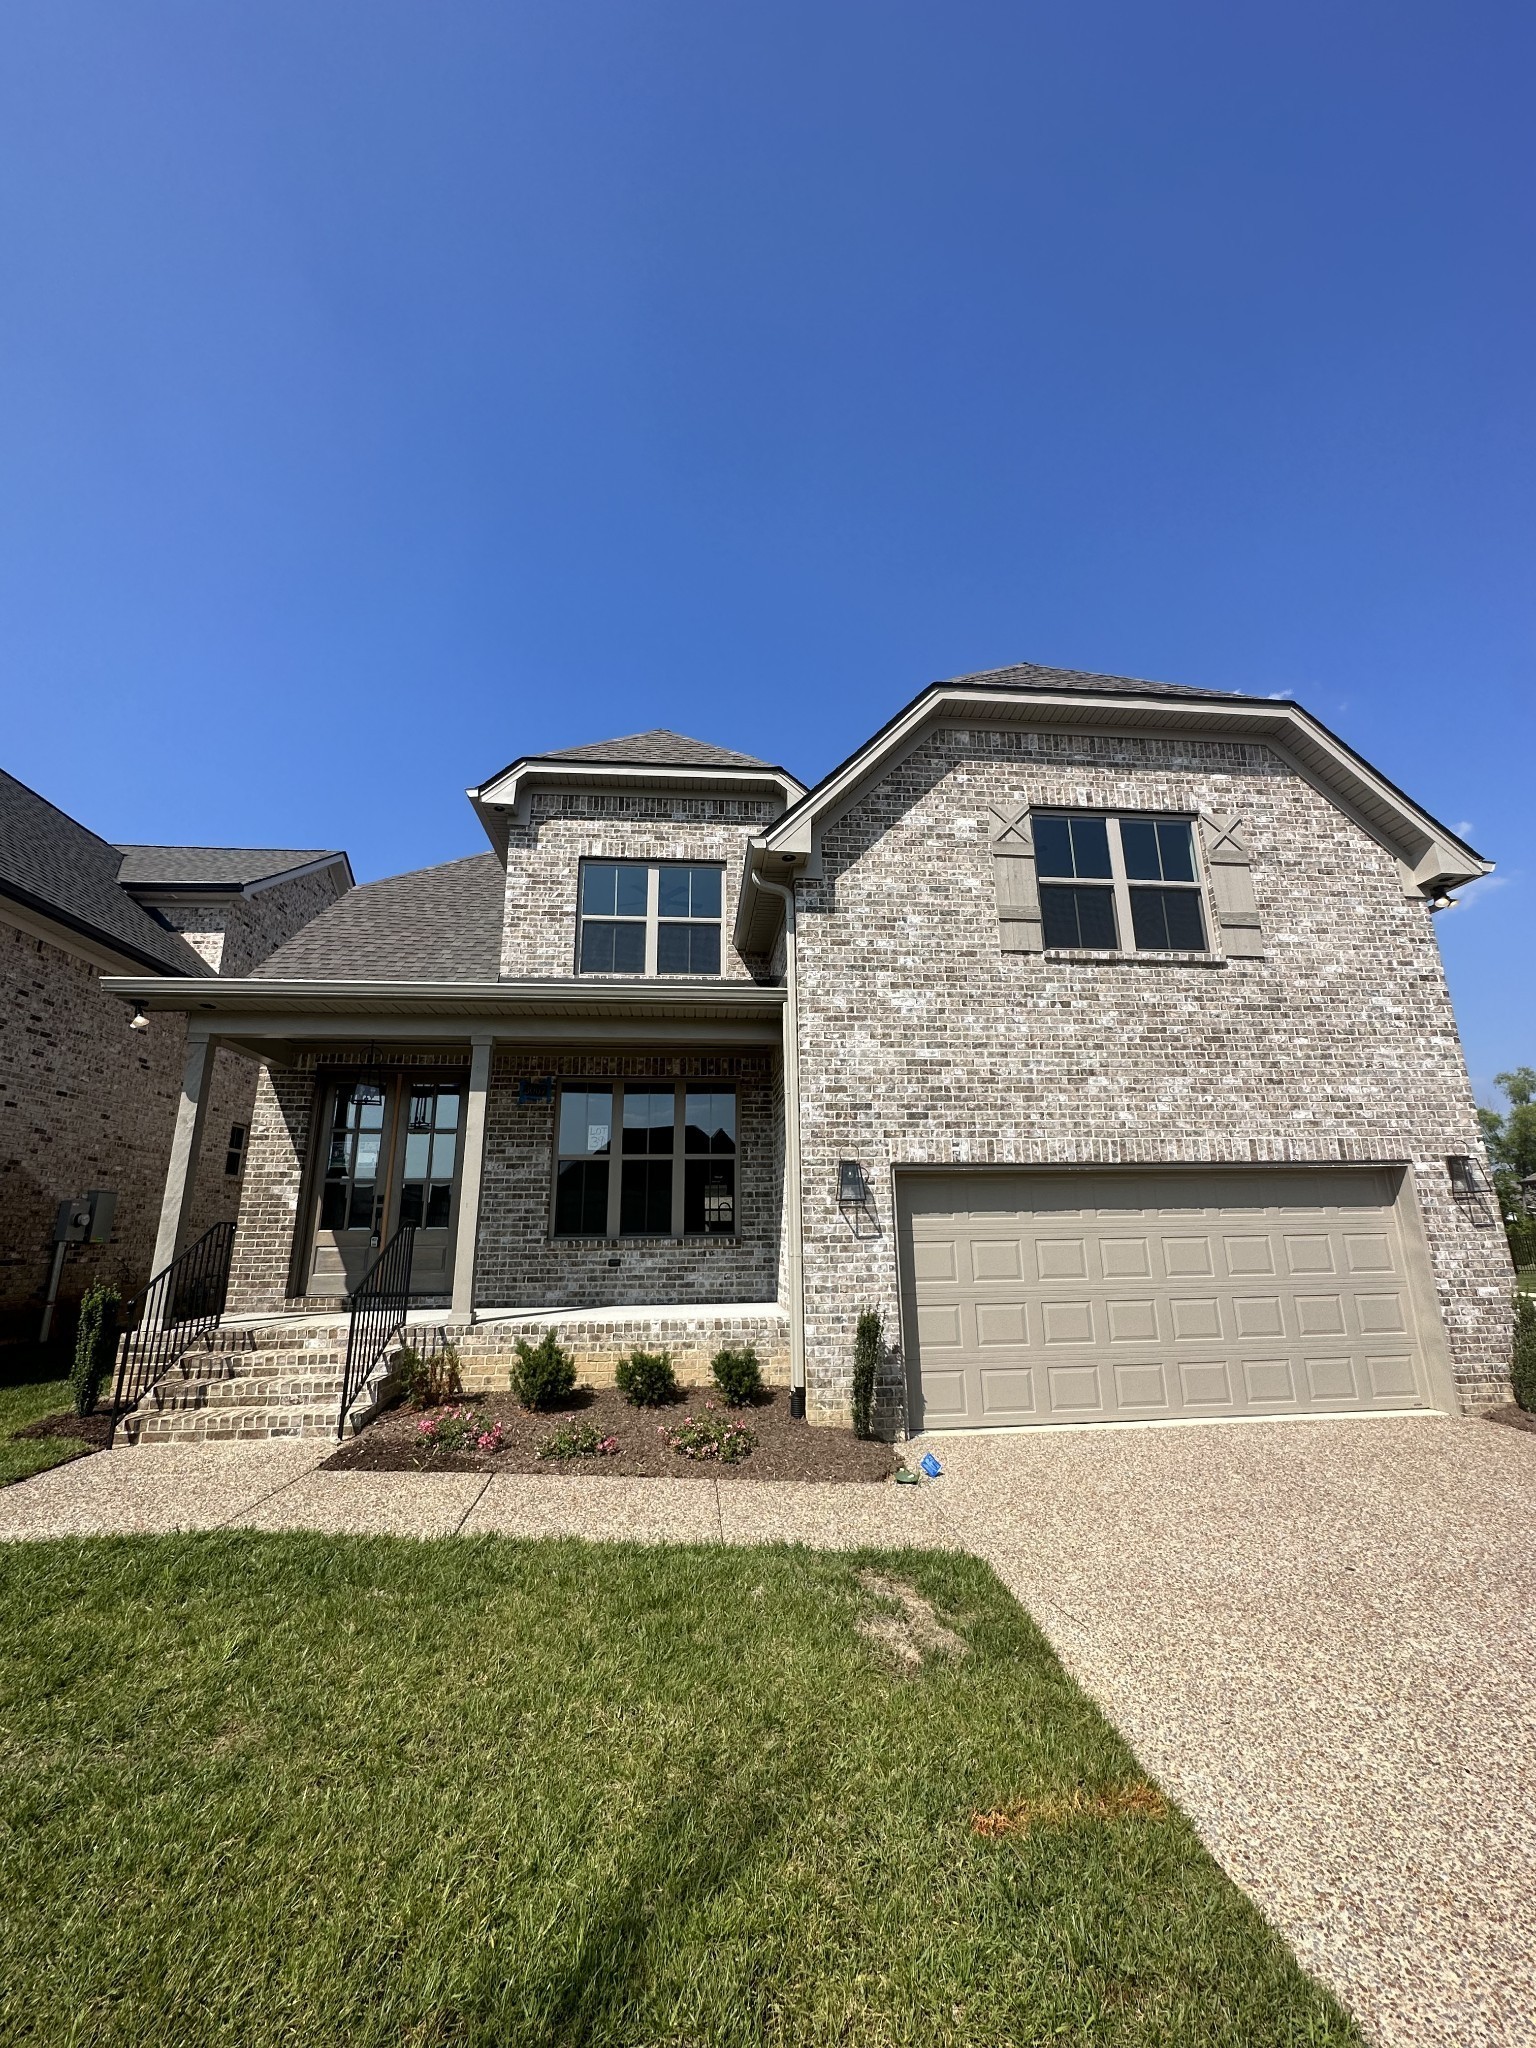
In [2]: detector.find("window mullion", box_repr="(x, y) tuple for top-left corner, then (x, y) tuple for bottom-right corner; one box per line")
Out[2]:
(645, 868), (658, 976)
(1107, 819), (1135, 954)
(672, 1086), (685, 1236)
(608, 1080), (623, 1239)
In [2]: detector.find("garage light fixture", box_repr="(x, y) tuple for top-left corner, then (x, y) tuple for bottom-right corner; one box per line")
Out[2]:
(1446, 1155), (1496, 1227)
(838, 1160), (876, 1235)
(128, 1003), (149, 1032)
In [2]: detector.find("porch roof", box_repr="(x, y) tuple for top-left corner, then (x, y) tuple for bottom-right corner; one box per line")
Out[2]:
(99, 972), (786, 1053)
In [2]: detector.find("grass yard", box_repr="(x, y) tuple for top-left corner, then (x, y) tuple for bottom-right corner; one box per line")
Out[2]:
(0, 1536), (1358, 2048)
(0, 1343), (93, 1487)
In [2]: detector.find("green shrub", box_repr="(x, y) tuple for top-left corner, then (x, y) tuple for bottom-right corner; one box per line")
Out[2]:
(70, 1285), (120, 1418)
(658, 1404), (757, 1463)
(1512, 1292), (1536, 1413)
(711, 1345), (763, 1407)
(509, 1330), (577, 1410)
(537, 1418), (620, 1460)
(615, 1349), (678, 1407)
(396, 1338), (462, 1410)
(1505, 1213), (1536, 1272)
(852, 1308), (882, 1440)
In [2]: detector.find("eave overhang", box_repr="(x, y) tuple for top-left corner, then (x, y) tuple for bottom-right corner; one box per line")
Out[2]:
(732, 684), (1493, 954)
(101, 974), (787, 1054)
(466, 757), (806, 856)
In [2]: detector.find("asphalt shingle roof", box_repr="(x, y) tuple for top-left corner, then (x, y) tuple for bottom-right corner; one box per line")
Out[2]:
(114, 846), (345, 888)
(940, 660), (1248, 700)
(534, 729), (772, 769)
(250, 853), (504, 982)
(0, 770), (209, 974)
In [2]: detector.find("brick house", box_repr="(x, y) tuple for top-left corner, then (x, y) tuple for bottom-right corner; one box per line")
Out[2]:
(0, 766), (351, 1339)
(109, 664), (1514, 1434)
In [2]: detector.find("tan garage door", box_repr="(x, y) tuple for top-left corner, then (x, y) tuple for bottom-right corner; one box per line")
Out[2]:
(898, 1167), (1440, 1429)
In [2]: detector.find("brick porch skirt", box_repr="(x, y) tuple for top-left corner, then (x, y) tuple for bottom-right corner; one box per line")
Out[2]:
(439, 1305), (790, 1393)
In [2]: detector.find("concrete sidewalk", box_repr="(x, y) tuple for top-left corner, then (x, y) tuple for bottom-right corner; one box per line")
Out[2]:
(2, 1414), (1532, 2048)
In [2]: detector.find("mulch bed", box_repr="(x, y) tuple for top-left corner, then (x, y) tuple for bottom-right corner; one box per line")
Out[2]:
(1484, 1402), (1536, 1439)
(321, 1385), (899, 1483)
(13, 1410), (115, 1448)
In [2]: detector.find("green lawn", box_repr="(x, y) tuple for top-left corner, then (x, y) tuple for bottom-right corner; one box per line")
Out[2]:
(0, 1536), (1356, 2047)
(0, 1342), (91, 1486)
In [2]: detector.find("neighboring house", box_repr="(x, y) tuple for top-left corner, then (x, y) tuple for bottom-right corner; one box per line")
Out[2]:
(0, 766), (351, 1338)
(110, 667), (1515, 1434)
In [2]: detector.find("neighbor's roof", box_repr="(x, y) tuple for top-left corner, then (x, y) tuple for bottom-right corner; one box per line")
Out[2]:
(534, 729), (773, 769)
(251, 853), (504, 983)
(114, 845), (349, 890)
(0, 769), (210, 975)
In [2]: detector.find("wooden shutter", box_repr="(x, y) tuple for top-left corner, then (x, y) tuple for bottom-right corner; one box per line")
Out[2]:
(989, 805), (1042, 953)
(1199, 813), (1264, 957)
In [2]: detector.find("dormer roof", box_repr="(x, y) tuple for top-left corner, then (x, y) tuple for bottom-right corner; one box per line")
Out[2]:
(469, 728), (805, 852)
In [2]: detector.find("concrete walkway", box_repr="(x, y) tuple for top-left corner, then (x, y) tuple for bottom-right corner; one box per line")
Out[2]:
(2, 1413), (1531, 2048)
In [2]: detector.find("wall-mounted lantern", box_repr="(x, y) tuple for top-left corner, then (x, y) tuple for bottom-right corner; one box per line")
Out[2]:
(838, 1159), (876, 1235)
(517, 1077), (553, 1106)
(1446, 1155), (1496, 1227)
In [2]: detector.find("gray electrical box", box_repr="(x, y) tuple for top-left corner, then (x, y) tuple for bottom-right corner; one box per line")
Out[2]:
(53, 1190), (116, 1246)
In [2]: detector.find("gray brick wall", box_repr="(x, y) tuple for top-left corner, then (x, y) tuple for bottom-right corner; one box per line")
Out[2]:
(156, 867), (344, 978)
(791, 725), (1512, 1421)
(499, 791), (778, 980)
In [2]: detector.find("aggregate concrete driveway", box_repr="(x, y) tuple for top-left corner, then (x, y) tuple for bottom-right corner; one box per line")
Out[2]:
(2, 1412), (1531, 2046)
(917, 1416), (1536, 2048)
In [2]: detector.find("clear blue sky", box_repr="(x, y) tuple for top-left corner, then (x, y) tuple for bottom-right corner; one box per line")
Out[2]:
(2, 2), (1530, 1096)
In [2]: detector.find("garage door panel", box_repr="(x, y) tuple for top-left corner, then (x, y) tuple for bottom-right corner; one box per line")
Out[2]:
(901, 1166), (1434, 1429)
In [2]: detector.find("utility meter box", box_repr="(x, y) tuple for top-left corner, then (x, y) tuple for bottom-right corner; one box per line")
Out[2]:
(53, 1190), (116, 1246)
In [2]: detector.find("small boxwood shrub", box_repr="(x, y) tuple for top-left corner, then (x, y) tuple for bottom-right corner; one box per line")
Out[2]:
(711, 1346), (762, 1407)
(509, 1331), (577, 1410)
(1512, 1291), (1536, 1413)
(70, 1284), (120, 1418)
(615, 1349), (678, 1407)
(852, 1308), (882, 1440)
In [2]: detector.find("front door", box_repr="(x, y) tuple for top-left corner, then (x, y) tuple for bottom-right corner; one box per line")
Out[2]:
(307, 1075), (466, 1299)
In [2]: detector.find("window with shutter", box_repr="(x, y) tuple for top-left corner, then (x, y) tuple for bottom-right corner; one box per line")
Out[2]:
(1198, 814), (1265, 957)
(988, 804), (1043, 953)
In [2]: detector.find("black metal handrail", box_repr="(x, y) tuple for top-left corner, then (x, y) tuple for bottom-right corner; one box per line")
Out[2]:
(108, 1221), (237, 1446)
(339, 1224), (415, 1438)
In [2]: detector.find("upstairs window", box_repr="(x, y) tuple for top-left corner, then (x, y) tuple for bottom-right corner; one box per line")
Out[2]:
(578, 862), (723, 976)
(1035, 813), (1207, 954)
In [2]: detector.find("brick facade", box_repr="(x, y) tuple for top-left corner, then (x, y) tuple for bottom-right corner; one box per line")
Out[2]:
(790, 726), (1512, 1420)
(0, 867), (345, 1338)
(500, 791), (778, 980)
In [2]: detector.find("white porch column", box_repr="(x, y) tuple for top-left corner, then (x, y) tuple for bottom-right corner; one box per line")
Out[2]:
(151, 1028), (215, 1279)
(452, 1031), (495, 1320)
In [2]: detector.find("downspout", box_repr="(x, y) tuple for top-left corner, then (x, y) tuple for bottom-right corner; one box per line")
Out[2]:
(751, 867), (806, 1419)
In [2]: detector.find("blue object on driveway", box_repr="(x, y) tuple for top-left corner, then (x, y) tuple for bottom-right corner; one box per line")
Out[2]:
(918, 1451), (943, 1478)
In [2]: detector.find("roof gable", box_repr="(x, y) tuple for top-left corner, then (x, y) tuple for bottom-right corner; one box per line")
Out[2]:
(0, 770), (210, 974)
(535, 729), (772, 769)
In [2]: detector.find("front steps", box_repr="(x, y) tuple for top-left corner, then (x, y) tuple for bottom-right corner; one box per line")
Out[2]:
(119, 1325), (372, 1445)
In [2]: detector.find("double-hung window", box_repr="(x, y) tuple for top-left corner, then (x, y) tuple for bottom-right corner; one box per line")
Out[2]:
(1035, 813), (1207, 954)
(554, 1081), (737, 1237)
(578, 862), (723, 976)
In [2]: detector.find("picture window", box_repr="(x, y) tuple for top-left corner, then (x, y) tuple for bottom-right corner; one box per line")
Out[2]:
(554, 1081), (735, 1238)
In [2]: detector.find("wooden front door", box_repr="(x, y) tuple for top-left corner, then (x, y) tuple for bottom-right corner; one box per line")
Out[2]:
(307, 1075), (466, 1300)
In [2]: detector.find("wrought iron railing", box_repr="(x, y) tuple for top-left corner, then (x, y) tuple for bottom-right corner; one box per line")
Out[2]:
(108, 1221), (237, 1446)
(339, 1224), (415, 1438)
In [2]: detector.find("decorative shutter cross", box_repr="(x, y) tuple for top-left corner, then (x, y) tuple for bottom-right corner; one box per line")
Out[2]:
(1198, 812), (1264, 956)
(988, 804), (1042, 952)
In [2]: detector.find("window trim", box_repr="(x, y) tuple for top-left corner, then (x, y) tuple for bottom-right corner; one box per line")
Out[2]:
(576, 860), (726, 978)
(1035, 811), (1213, 958)
(551, 1079), (738, 1240)
(224, 1122), (248, 1178)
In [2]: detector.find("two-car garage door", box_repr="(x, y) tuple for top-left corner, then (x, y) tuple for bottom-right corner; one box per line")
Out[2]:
(898, 1167), (1443, 1429)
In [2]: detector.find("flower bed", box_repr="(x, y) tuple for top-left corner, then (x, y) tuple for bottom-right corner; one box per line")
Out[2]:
(322, 1384), (897, 1482)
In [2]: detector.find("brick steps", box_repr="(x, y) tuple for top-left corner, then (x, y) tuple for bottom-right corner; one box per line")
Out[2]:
(119, 1331), (359, 1444)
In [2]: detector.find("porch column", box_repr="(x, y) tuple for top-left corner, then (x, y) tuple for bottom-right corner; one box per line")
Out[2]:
(151, 1028), (215, 1279)
(452, 1031), (495, 1320)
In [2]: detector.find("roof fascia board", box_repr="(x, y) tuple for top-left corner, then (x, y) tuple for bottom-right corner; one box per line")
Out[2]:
(190, 1013), (782, 1049)
(0, 892), (181, 977)
(101, 973), (787, 1013)
(471, 757), (803, 822)
(760, 687), (1488, 884)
